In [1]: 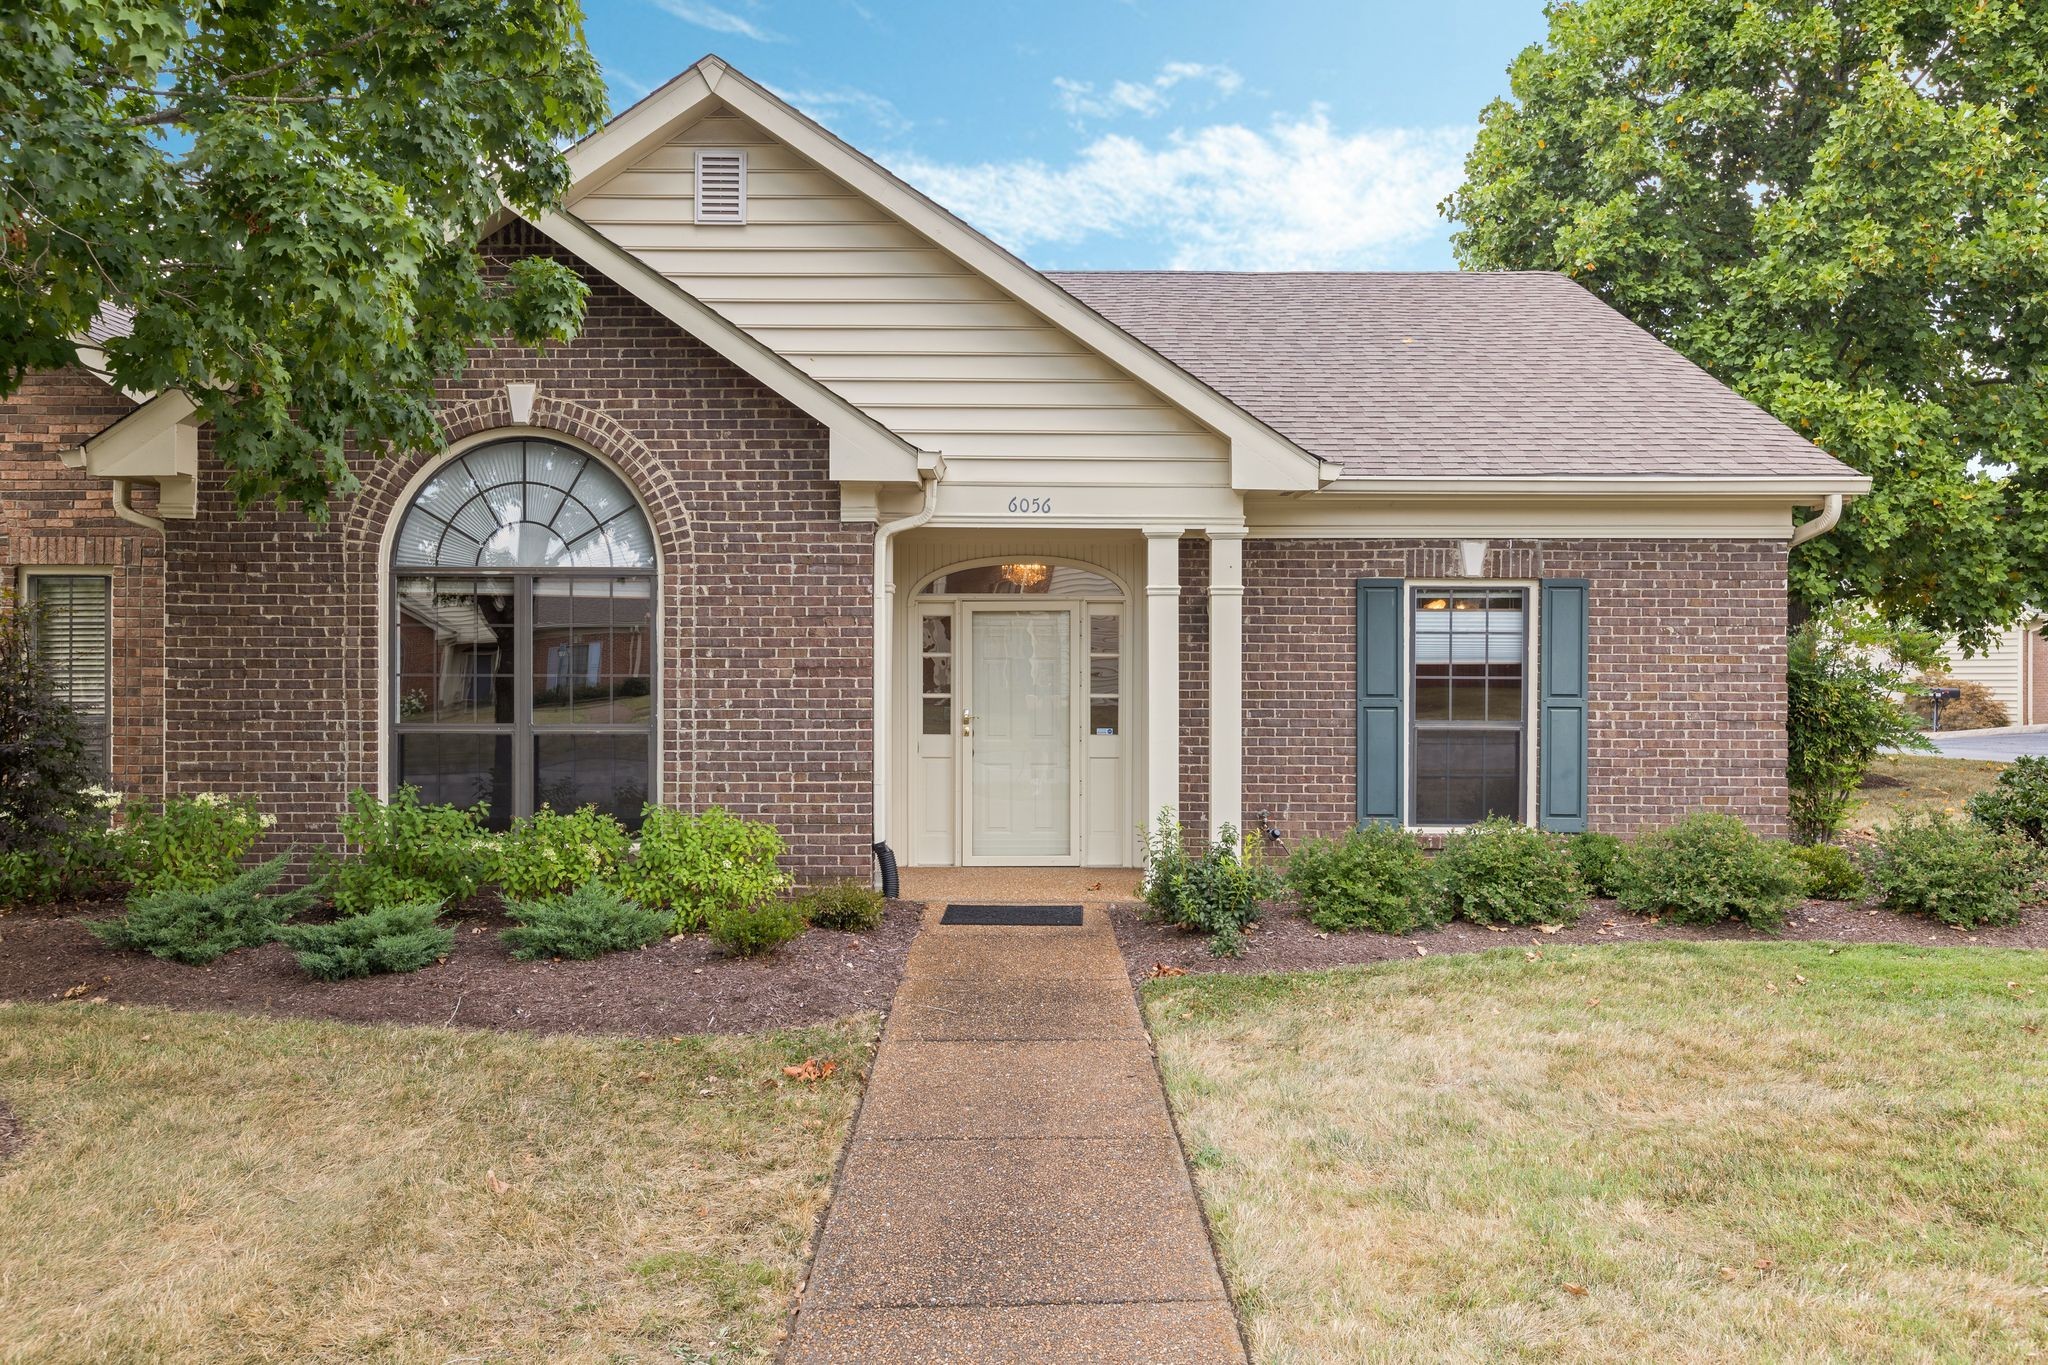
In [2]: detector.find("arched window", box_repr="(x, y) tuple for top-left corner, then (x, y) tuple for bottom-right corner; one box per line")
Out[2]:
(391, 439), (655, 830)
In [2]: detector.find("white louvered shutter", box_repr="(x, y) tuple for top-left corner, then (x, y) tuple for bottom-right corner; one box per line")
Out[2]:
(29, 574), (113, 780)
(694, 150), (747, 224)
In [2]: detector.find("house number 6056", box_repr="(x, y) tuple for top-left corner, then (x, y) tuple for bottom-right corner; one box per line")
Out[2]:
(1006, 495), (1053, 514)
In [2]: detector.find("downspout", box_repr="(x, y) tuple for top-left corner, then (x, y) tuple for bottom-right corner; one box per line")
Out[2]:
(109, 478), (166, 534)
(1788, 493), (1843, 549)
(871, 462), (942, 894)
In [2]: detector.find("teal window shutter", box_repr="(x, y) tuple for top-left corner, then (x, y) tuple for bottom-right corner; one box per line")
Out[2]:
(1356, 579), (1405, 826)
(1538, 578), (1590, 832)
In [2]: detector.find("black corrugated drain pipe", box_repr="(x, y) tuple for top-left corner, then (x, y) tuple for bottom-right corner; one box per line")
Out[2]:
(872, 841), (900, 899)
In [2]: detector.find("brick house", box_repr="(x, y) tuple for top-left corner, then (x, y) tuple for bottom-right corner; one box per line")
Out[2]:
(2, 57), (1866, 882)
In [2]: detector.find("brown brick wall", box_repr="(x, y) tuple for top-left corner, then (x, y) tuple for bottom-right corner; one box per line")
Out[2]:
(1239, 537), (1790, 842)
(140, 224), (872, 881)
(0, 367), (165, 799)
(1177, 535), (1210, 840)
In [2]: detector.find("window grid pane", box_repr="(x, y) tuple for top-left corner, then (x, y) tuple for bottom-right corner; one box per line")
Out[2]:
(1088, 609), (1120, 736)
(1412, 588), (1526, 825)
(920, 609), (952, 736)
(392, 440), (655, 570)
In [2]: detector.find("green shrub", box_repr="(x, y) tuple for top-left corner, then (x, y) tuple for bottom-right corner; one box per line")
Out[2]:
(277, 900), (454, 979)
(1785, 618), (1932, 844)
(324, 787), (495, 915)
(707, 898), (807, 956)
(494, 805), (629, 900)
(1863, 813), (2037, 929)
(0, 590), (122, 904)
(1144, 812), (1281, 957)
(794, 880), (886, 931)
(87, 854), (315, 964)
(1429, 818), (1584, 927)
(1966, 755), (2048, 845)
(1285, 825), (1439, 934)
(1568, 832), (1626, 898)
(1611, 813), (1806, 930)
(500, 880), (668, 961)
(119, 792), (273, 894)
(614, 805), (791, 932)
(1787, 842), (1865, 900)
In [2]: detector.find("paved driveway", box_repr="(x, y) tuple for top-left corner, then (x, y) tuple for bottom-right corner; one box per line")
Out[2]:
(1916, 727), (2048, 763)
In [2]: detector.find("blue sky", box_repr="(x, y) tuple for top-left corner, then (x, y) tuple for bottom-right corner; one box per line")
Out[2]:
(578, 0), (1552, 270)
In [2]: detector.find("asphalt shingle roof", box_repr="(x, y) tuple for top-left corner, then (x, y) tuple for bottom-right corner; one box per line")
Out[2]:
(1047, 270), (1856, 481)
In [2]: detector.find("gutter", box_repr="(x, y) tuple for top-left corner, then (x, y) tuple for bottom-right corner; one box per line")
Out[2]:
(869, 460), (944, 892)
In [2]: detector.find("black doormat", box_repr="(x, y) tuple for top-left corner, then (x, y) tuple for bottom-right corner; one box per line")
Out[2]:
(940, 903), (1085, 927)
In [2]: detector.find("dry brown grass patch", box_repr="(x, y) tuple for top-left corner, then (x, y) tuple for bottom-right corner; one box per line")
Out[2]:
(0, 1004), (875, 1362)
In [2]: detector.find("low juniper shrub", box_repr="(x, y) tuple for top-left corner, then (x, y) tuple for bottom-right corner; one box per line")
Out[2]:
(1966, 755), (2048, 846)
(88, 854), (315, 964)
(615, 806), (792, 932)
(494, 805), (630, 900)
(1568, 832), (1626, 899)
(794, 880), (886, 931)
(1144, 812), (1282, 956)
(324, 787), (494, 914)
(1787, 842), (1865, 901)
(119, 792), (274, 895)
(500, 880), (668, 961)
(277, 900), (454, 980)
(1429, 818), (1584, 927)
(1863, 813), (2037, 929)
(707, 898), (807, 957)
(1610, 813), (1806, 930)
(1285, 824), (1440, 934)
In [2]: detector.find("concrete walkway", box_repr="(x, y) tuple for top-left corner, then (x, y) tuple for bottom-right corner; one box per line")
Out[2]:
(784, 903), (1245, 1364)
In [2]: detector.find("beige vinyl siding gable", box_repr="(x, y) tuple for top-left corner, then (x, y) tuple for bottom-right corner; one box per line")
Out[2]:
(569, 104), (1228, 481)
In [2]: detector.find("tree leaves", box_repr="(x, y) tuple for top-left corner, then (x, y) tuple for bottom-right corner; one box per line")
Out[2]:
(1443, 0), (2048, 647)
(1, 0), (607, 518)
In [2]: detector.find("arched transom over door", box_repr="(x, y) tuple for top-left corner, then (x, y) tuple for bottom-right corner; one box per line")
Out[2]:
(390, 439), (656, 830)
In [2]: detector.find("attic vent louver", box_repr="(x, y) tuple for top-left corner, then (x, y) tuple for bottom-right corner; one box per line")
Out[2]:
(694, 149), (747, 224)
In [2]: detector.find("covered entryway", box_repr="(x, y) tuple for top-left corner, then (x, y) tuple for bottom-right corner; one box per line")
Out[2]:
(903, 554), (1129, 867)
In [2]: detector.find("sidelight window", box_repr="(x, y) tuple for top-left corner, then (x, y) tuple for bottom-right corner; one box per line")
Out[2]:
(391, 441), (654, 829)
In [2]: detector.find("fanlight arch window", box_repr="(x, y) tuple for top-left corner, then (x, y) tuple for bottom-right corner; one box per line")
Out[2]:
(916, 562), (1120, 597)
(390, 439), (655, 831)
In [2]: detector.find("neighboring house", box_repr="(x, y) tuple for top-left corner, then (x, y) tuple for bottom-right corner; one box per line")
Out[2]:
(0, 56), (1867, 881)
(1939, 622), (2048, 726)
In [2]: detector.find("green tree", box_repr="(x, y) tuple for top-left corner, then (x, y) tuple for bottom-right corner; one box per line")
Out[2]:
(1442, 0), (2048, 649)
(2, 0), (607, 518)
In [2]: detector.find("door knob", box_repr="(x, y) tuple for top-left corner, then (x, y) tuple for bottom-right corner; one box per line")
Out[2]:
(961, 710), (973, 737)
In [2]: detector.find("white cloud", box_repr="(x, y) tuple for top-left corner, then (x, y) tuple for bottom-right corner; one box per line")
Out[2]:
(1054, 61), (1243, 122)
(897, 110), (1471, 270)
(649, 0), (781, 42)
(769, 84), (911, 136)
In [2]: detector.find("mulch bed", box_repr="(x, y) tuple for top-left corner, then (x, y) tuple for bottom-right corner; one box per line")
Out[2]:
(1113, 897), (2048, 986)
(0, 896), (922, 1038)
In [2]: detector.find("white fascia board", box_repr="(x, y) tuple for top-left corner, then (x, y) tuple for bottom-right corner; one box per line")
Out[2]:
(1320, 473), (1873, 501)
(560, 56), (1327, 493)
(533, 210), (925, 486)
(563, 64), (719, 196)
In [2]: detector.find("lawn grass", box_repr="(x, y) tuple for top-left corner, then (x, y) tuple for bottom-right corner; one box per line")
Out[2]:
(1848, 754), (2008, 832)
(1145, 943), (2048, 1363)
(0, 1005), (875, 1363)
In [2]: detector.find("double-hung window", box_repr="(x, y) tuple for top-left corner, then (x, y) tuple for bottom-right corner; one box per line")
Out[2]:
(25, 572), (113, 782)
(1410, 588), (1528, 825)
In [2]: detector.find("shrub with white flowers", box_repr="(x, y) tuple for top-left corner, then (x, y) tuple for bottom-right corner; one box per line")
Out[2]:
(120, 792), (274, 895)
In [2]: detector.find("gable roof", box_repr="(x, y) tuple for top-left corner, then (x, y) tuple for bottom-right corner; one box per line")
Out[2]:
(1049, 271), (1863, 484)
(562, 55), (1333, 492)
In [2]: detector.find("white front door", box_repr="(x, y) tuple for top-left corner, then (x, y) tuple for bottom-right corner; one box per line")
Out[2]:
(962, 606), (1078, 864)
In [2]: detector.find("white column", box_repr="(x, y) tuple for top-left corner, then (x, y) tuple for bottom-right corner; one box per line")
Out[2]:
(1144, 529), (1183, 830)
(1207, 529), (1245, 842)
